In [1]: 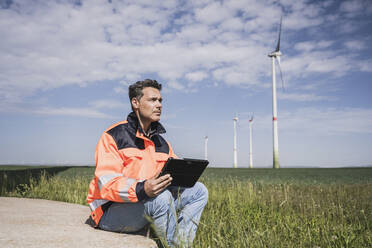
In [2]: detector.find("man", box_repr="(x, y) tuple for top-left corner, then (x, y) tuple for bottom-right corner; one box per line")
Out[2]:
(87, 79), (208, 247)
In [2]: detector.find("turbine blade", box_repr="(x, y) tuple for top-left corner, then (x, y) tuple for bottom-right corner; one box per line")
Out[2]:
(275, 16), (282, 52)
(276, 57), (285, 91)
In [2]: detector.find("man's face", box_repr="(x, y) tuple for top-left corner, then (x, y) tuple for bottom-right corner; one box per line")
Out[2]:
(133, 87), (162, 123)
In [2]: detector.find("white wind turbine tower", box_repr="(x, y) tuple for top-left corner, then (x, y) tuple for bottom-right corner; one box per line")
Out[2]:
(204, 135), (208, 161)
(268, 17), (284, 169)
(233, 115), (238, 168)
(249, 114), (254, 169)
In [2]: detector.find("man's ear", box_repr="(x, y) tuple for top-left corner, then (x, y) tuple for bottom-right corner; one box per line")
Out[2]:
(131, 97), (139, 110)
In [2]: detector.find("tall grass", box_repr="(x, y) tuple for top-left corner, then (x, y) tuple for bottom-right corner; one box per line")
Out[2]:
(2, 167), (371, 247)
(6, 170), (91, 205)
(195, 176), (371, 247)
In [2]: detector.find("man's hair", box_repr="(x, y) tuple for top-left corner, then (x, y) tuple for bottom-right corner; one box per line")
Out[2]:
(128, 79), (162, 107)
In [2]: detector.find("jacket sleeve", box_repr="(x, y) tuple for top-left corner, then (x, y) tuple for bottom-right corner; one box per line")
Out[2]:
(94, 132), (139, 203)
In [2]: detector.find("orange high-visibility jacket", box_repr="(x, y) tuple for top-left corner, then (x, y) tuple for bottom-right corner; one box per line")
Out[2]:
(87, 112), (176, 226)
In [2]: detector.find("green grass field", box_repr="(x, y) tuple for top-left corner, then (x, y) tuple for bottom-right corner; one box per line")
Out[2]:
(1, 166), (371, 247)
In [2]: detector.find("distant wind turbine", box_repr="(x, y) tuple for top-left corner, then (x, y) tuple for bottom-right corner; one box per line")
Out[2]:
(233, 115), (238, 168)
(268, 17), (284, 169)
(204, 135), (208, 161)
(249, 114), (254, 168)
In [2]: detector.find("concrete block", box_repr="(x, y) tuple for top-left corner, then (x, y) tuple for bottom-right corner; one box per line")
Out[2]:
(0, 197), (157, 248)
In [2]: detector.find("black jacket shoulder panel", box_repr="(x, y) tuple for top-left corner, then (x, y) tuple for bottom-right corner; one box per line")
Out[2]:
(106, 123), (145, 150)
(152, 135), (170, 154)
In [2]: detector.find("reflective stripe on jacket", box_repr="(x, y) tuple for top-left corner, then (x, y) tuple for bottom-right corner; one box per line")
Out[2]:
(86, 112), (176, 226)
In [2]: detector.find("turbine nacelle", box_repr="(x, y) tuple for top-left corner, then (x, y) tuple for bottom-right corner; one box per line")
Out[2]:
(268, 50), (282, 58)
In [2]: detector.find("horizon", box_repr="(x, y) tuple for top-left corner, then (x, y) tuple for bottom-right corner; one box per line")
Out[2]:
(1, 163), (372, 169)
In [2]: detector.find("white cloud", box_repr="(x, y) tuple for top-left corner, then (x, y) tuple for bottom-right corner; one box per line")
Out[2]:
(284, 5), (324, 30)
(279, 107), (372, 135)
(176, 24), (214, 43)
(306, 55), (350, 75)
(167, 81), (185, 90)
(358, 59), (372, 72)
(340, 0), (364, 13)
(114, 86), (127, 94)
(294, 42), (316, 52)
(185, 71), (208, 82)
(283, 51), (355, 78)
(339, 21), (359, 33)
(33, 107), (113, 119)
(344, 40), (365, 50)
(220, 17), (244, 31)
(294, 40), (334, 52)
(0, 95), (125, 119)
(317, 41), (334, 49)
(194, 2), (234, 25)
(339, 0), (372, 18)
(89, 99), (127, 109)
(0, 0), (371, 109)
(240, 107), (372, 135)
(278, 92), (337, 102)
(213, 68), (256, 86)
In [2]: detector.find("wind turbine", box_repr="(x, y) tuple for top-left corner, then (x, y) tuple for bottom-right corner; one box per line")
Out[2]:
(268, 17), (284, 169)
(233, 114), (238, 168)
(204, 135), (208, 161)
(249, 114), (254, 168)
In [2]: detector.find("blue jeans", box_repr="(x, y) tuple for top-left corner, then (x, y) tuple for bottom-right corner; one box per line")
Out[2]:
(99, 182), (208, 247)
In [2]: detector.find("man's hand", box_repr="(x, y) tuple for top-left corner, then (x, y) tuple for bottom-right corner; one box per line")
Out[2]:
(144, 173), (172, 198)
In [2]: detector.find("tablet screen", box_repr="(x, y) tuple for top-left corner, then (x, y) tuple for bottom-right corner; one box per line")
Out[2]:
(159, 158), (209, 187)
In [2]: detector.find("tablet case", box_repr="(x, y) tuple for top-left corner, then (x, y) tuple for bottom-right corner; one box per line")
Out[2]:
(159, 158), (209, 187)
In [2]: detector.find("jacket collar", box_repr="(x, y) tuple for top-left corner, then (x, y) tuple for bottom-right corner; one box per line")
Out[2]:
(127, 112), (166, 137)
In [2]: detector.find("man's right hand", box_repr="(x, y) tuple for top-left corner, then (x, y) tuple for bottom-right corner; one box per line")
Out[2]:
(144, 174), (172, 198)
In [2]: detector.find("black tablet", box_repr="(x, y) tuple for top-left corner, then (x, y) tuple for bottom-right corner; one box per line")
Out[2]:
(159, 158), (209, 187)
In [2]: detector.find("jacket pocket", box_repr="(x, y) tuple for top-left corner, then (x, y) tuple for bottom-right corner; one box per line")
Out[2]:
(121, 148), (143, 169)
(122, 148), (143, 160)
(154, 152), (169, 162)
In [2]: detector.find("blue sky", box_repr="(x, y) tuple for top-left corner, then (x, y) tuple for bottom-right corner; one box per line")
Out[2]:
(1, 0), (372, 167)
